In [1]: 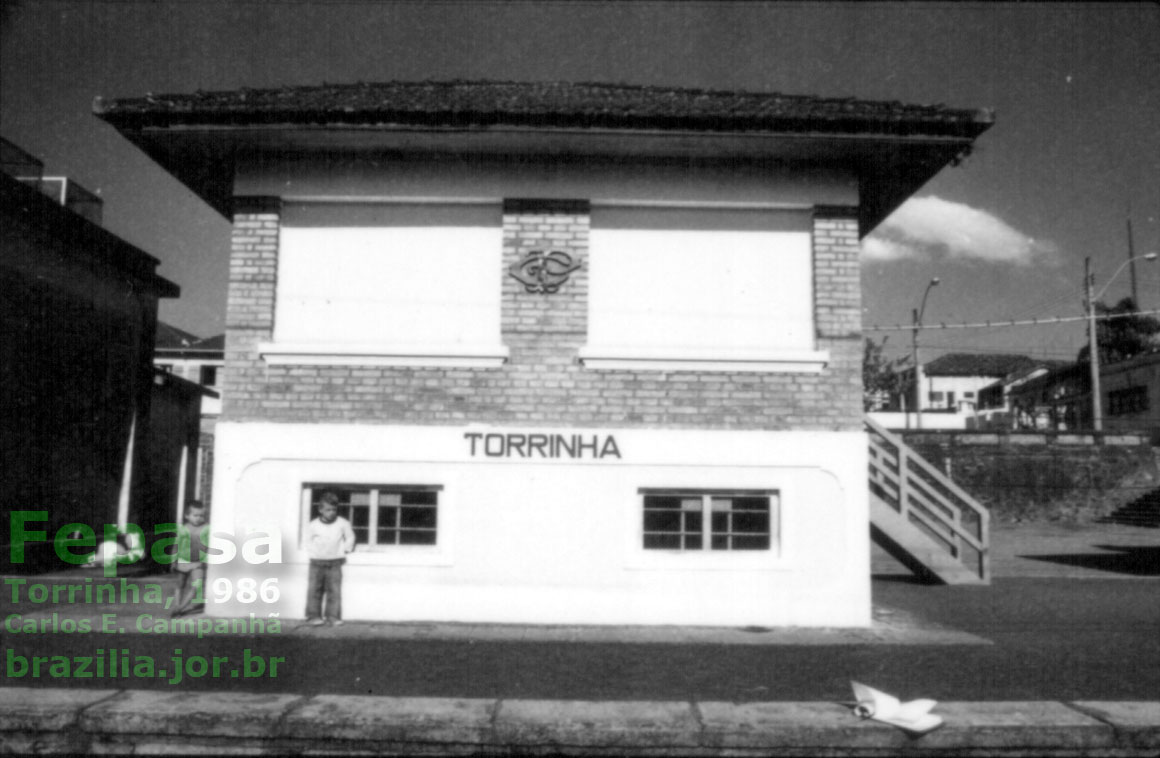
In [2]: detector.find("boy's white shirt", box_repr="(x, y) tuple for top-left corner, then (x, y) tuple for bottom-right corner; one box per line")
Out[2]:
(306, 516), (356, 560)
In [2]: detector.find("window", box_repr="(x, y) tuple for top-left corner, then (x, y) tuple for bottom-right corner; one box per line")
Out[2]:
(641, 491), (776, 551)
(198, 365), (218, 386)
(262, 203), (507, 367)
(582, 207), (826, 372)
(303, 484), (441, 547)
(964, 391), (975, 398)
(928, 391), (945, 402)
(1109, 386), (1149, 416)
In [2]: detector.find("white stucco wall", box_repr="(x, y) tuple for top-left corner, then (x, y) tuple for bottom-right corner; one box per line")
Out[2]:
(923, 375), (997, 411)
(207, 422), (871, 627)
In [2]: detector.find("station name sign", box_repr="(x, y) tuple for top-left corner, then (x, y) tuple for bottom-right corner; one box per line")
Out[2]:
(464, 432), (621, 460)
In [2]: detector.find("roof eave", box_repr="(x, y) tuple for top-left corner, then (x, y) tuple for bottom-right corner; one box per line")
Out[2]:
(99, 119), (988, 231)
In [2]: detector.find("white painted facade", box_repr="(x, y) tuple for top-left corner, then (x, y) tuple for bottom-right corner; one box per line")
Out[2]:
(921, 374), (994, 412)
(209, 423), (870, 627)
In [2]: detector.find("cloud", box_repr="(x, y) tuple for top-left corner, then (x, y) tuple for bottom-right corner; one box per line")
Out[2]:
(862, 196), (1058, 266)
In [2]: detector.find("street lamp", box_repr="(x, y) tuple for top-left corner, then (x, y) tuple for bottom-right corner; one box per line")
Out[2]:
(1086, 252), (1158, 432)
(912, 277), (940, 430)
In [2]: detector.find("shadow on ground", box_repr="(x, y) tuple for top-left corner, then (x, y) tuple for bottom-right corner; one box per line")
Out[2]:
(870, 574), (932, 585)
(1019, 546), (1160, 576)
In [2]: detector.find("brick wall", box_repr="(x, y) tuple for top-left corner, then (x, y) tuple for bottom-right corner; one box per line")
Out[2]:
(222, 199), (862, 431)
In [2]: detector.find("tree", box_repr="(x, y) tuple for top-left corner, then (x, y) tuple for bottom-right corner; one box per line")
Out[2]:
(1076, 297), (1160, 365)
(863, 336), (907, 411)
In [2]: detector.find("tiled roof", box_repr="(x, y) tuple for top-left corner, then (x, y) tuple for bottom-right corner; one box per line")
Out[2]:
(923, 353), (1046, 378)
(94, 80), (993, 138)
(155, 322), (202, 349)
(196, 334), (225, 351)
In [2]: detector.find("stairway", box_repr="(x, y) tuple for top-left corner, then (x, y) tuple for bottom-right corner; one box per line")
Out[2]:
(866, 417), (990, 584)
(1095, 486), (1160, 528)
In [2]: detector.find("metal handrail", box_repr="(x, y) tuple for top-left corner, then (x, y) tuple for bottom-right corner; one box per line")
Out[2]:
(866, 416), (991, 581)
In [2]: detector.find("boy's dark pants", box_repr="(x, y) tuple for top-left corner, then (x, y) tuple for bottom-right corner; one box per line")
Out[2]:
(306, 558), (345, 620)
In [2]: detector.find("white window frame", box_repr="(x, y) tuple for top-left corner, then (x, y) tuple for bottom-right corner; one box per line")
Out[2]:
(259, 201), (508, 368)
(581, 204), (828, 373)
(300, 483), (443, 552)
(641, 489), (777, 553)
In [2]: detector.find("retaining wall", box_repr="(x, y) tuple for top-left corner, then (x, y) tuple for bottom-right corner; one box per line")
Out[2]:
(897, 431), (1160, 523)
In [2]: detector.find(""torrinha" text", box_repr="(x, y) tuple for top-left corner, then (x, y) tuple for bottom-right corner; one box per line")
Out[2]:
(464, 433), (621, 459)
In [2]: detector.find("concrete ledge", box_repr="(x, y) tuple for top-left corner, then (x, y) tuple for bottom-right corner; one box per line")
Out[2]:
(494, 700), (700, 749)
(2, 687), (1159, 755)
(1073, 702), (1160, 750)
(283, 695), (495, 744)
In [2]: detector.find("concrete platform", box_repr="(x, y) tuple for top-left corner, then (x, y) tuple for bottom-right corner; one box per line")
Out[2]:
(2, 687), (1158, 755)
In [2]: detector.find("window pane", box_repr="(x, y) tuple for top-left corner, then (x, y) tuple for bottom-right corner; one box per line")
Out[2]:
(732, 535), (771, 550)
(378, 506), (399, 528)
(377, 528), (398, 545)
(644, 511), (681, 532)
(402, 490), (438, 506)
(732, 511), (769, 533)
(644, 533), (681, 550)
(401, 506), (437, 529)
(683, 535), (703, 550)
(708, 494), (772, 551)
(399, 531), (437, 545)
(685, 511), (702, 532)
(644, 496), (682, 510)
(347, 506), (369, 529)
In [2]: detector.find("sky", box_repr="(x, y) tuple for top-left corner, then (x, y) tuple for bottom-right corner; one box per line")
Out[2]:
(2, 1), (1158, 365)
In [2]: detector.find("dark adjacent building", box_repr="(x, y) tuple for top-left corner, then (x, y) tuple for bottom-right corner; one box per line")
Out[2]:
(1, 137), (179, 571)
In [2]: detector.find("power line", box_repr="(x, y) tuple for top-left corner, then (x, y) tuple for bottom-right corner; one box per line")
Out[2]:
(866, 308), (1160, 333)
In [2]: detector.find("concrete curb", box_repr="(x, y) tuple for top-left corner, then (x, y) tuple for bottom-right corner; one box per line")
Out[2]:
(1, 687), (1159, 755)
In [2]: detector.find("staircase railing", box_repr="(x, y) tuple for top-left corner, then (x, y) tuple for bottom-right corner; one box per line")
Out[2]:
(866, 416), (991, 582)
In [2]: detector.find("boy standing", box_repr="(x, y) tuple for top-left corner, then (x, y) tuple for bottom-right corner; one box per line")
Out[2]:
(305, 491), (356, 626)
(173, 501), (209, 617)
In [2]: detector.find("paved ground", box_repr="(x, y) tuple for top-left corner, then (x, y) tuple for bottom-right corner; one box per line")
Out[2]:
(874, 520), (1160, 579)
(2, 522), (1158, 703)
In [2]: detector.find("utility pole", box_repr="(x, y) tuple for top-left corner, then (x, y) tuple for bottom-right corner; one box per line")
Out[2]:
(912, 307), (922, 430)
(911, 278), (939, 431)
(1127, 217), (1138, 306)
(1085, 256), (1103, 432)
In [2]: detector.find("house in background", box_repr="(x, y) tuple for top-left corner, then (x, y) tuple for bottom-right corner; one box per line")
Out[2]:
(917, 353), (1041, 413)
(154, 322), (224, 506)
(1, 137), (180, 571)
(98, 80), (992, 626)
(154, 323), (225, 422)
(1008, 351), (1160, 440)
(972, 360), (1069, 430)
(1101, 350), (1160, 440)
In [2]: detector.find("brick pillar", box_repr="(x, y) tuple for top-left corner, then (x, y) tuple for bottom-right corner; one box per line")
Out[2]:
(222, 197), (281, 421)
(813, 206), (864, 430)
(501, 199), (590, 364)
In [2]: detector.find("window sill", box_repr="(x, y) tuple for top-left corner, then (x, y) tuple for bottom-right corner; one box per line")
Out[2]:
(258, 342), (509, 368)
(625, 550), (787, 572)
(578, 346), (829, 373)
